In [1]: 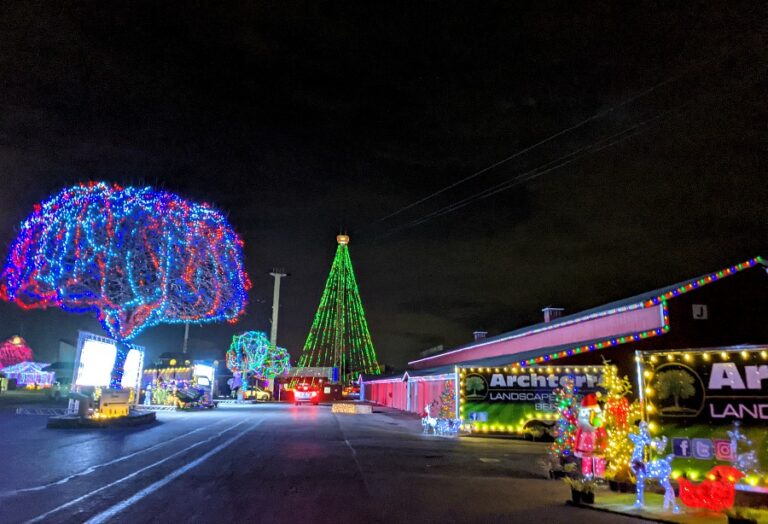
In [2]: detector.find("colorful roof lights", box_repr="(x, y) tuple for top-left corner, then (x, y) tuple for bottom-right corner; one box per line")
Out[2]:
(0, 182), (251, 341)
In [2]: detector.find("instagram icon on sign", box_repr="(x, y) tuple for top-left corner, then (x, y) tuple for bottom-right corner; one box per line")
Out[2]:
(714, 439), (734, 461)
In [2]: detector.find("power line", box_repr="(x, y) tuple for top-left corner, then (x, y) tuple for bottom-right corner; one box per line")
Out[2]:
(378, 101), (692, 237)
(371, 57), (717, 227)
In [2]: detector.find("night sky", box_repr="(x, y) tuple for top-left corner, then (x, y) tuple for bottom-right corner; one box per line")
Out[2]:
(0, 2), (765, 368)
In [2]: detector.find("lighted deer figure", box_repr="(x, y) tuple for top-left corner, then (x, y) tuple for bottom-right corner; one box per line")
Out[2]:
(629, 421), (678, 512)
(422, 403), (438, 434)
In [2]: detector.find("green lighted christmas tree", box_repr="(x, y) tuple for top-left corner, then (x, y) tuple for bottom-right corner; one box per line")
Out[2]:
(297, 234), (380, 382)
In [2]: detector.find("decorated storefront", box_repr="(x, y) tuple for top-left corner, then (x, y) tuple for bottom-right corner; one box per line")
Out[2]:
(0, 361), (55, 388)
(459, 365), (604, 435)
(638, 346), (768, 496)
(141, 361), (216, 409)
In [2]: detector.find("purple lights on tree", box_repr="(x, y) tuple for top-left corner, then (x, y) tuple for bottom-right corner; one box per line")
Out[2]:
(0, 182), (251, 342)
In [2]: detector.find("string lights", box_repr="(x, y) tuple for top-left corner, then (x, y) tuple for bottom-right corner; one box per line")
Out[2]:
(0, 336), (34, 368)
(549, 377), (578, 461)
(601, 364), (641, 483)
(412, 257), (762, 368)
(297, 235), (380, 382)
(0, 182), (251, 342)
(258, 344), (291, 379)
(226, 331), (270, 375)
(629, 421), (679, 512)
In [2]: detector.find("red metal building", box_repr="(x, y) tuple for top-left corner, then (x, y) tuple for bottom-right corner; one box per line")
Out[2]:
(362, 256), (768, 415)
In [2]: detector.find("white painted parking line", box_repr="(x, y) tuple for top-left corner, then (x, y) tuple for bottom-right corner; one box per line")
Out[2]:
(84, 419), (261, 524)
(4, 420), (229, 497)
(26, 419), (251, 523)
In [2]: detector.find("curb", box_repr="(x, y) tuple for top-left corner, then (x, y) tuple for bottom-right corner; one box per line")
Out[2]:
(47, 412), (157, 429)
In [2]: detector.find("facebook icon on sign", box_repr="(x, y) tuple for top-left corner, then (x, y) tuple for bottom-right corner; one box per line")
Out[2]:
(672, 438), (691, 458)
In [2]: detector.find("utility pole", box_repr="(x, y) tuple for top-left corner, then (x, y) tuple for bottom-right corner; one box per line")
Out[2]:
(269, 268), (288, 346)
(269, 268), (288, 396)
(182, 322), (190, 354)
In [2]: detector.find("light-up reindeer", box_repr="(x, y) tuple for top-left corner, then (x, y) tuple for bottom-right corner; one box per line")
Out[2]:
(629, 421), (678, 512)
(422, 403), (438, 434)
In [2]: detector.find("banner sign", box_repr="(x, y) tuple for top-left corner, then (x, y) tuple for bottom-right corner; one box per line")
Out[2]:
(460, 365), (603, 433)
(639, 348), (768, 491)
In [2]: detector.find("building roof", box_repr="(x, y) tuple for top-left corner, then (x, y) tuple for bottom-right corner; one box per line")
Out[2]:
(409, 256), (765, 368)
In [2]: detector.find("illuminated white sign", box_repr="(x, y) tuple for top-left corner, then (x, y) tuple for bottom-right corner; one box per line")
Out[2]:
(76, 339), (117, 386)
(193, 364), (214, 382)
(121, 348), (144, 389)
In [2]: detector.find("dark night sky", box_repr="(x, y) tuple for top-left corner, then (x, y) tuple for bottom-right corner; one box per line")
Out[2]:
(0, 2), (765, 367)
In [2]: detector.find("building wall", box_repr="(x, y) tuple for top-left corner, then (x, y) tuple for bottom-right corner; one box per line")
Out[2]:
(410, 377), (452, 416)
(368, 264), (768, 412)
(536, 266), (768, 388)
(364, 380), (408, 410)
(363, 375), (453, 415)
(411, 305), (662, 369)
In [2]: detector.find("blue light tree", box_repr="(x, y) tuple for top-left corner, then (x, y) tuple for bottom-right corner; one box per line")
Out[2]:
(0, 182), (251, 388)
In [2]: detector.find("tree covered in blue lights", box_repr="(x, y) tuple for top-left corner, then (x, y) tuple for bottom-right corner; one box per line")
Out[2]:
(0, 182), (251, 344)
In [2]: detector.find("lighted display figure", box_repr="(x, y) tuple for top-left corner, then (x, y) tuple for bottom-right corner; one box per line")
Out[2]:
(0, 336), (34, 368)
(728, 421), (758, 474)
(629, 421), (678, 512)
(0, 182), (250, 388)
(422, 403), (438, 434)
(297, 235), (380, 383)
(574, 393), (607, 477)
(678, 465), (744, 512)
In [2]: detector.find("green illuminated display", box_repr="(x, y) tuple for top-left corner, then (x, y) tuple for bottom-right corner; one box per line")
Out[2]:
(297, 235), (380, 382)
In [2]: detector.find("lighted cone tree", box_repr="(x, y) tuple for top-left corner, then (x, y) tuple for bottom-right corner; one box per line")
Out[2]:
(297, 235), (380, 382)
(549, 376), (579, 464)
(439, 380), (456, 420)
(600, 363), (641, 482)
(1, 182), (251, 388)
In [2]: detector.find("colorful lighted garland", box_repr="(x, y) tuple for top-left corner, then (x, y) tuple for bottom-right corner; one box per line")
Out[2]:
(0, 182), (251, 342)
(413, 257), (763, 368)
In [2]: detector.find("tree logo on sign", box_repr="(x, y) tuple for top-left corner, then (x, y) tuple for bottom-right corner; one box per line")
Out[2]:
(465, 374), (488, 400)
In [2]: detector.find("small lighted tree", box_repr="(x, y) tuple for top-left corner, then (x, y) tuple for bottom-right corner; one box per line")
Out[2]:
(600, 363), (641, 482)
(439, 380), (456, 419)
(256, 344), (291, 379)
(226, 331), (270, 377)
(0, 336), (34, 368)
(549, 377), (579, 464)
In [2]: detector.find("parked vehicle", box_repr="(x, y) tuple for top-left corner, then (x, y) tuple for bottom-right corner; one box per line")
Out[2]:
(245, 386), (272, 401)
(293, 383), (320, 405)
